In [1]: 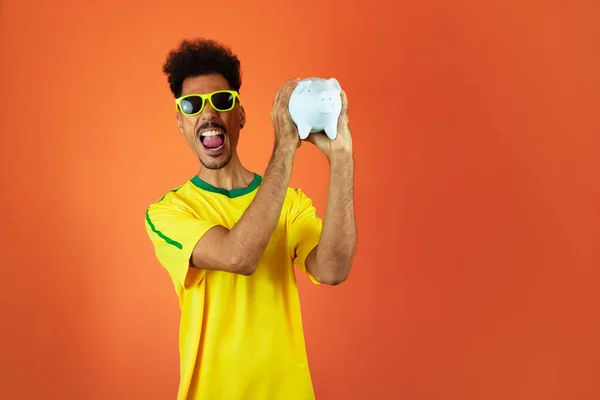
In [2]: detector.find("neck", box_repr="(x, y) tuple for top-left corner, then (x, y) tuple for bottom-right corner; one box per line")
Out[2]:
(197, 153), (255, 191)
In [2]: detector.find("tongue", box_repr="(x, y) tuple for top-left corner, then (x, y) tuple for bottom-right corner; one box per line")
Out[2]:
(203, 135), (224, 149)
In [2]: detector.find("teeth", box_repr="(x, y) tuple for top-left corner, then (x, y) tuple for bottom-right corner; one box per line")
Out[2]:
(200, 130), (223, 137)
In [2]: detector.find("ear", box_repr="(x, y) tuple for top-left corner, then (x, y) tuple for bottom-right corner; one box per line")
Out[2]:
(176, 112), (184, 134)
(295, 80), (312, 95)
(327, 78), (341, 93)
(239, 105), (247, 129)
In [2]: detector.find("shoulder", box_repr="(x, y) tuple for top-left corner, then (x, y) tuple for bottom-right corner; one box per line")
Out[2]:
(284, 186), (318, 216)
(285, 186), (309, 202)
(144, 180), (204, 240)
(146, 179), (199, 214)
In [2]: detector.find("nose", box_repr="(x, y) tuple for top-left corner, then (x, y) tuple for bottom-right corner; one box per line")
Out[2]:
(200, 100), (219, 121)
(318, 91), (335, 113)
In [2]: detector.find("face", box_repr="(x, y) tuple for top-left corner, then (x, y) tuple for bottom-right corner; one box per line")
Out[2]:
(176, 73), (246, 170)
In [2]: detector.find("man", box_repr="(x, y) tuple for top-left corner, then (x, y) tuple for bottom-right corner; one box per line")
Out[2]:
(144, 38), (357, 400)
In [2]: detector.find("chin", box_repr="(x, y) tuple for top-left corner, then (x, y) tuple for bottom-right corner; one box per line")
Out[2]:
(199, 152), (232, 170)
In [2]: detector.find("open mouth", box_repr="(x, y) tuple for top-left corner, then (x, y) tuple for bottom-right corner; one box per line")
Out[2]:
(200, 130), (226, 153)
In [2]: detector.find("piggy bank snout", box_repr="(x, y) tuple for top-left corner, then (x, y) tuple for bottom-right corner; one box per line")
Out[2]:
(317, 90), (337, 114)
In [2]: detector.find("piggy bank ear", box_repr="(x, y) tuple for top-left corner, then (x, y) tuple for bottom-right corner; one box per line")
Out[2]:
(295, 80), (312, 94)
(327, 78), (341, 92)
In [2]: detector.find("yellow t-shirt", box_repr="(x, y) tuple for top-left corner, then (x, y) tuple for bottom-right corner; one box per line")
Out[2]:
(144, 173), (322, 400)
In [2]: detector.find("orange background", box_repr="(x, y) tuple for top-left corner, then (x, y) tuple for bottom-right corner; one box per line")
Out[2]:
(1, 0), (599, 399)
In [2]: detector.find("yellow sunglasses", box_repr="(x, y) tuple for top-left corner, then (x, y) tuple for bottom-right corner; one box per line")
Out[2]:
(175, 90), (241, 116)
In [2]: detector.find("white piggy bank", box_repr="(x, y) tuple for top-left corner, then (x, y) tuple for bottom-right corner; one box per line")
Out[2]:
(288, 77), (343, 140)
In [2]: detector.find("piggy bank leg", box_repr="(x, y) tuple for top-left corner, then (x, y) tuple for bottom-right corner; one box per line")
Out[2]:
(298, 123), (312, 140)
(324, 122), (338, 140)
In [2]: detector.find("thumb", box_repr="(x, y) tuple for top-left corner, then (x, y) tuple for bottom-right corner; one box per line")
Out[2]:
(302, 133), (323, 148)
(303, 133), (317, 145)
(303, 132), (331, 150)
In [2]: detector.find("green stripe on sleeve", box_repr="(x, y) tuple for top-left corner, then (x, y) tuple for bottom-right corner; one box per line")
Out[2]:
(145, 207), (183, 250)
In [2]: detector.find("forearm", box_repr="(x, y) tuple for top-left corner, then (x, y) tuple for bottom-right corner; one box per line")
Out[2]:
(313, 152), (357, 283)
(228, 143), (295, 267)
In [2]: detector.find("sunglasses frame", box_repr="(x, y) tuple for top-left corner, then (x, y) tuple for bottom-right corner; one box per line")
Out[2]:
(175, 90), (241, 116)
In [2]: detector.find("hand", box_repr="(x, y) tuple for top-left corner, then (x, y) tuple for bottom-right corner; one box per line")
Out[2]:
(303, 90), (353, 159)
(271, 78), (302, 151)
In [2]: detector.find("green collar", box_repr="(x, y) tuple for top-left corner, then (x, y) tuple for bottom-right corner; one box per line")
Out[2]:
(190, 173), (262, 198)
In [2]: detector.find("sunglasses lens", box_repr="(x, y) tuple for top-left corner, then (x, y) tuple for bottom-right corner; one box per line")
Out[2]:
(211, 92), (235, 111)
(180, 96), (203, 114)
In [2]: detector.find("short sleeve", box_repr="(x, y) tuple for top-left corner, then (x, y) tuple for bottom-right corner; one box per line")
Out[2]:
(145, 199), (219, 289)
(287, 189), (323, 284)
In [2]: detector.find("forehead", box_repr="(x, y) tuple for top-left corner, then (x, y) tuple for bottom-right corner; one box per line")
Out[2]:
(181, 73), (231, 96)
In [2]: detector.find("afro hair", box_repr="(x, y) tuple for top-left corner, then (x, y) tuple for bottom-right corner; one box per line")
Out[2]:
(162, 38), (242, 98)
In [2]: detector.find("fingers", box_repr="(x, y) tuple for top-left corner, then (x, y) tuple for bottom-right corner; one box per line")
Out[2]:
(275, 77), (301, 101)
(272, 81), (285, 107)
(272, 78), (303, 144)
(277, 77), (300, 107)
(340, 90), (349, 116)
(272, 78), (301, 122)
(272, 79), (296, 118)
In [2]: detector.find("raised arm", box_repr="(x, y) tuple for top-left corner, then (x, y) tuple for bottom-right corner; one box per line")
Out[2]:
(190, 78), (302, 275)
(306, 152), (356, 285)
(303, 90), (357, 285)
(190, 145), (295, 275)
